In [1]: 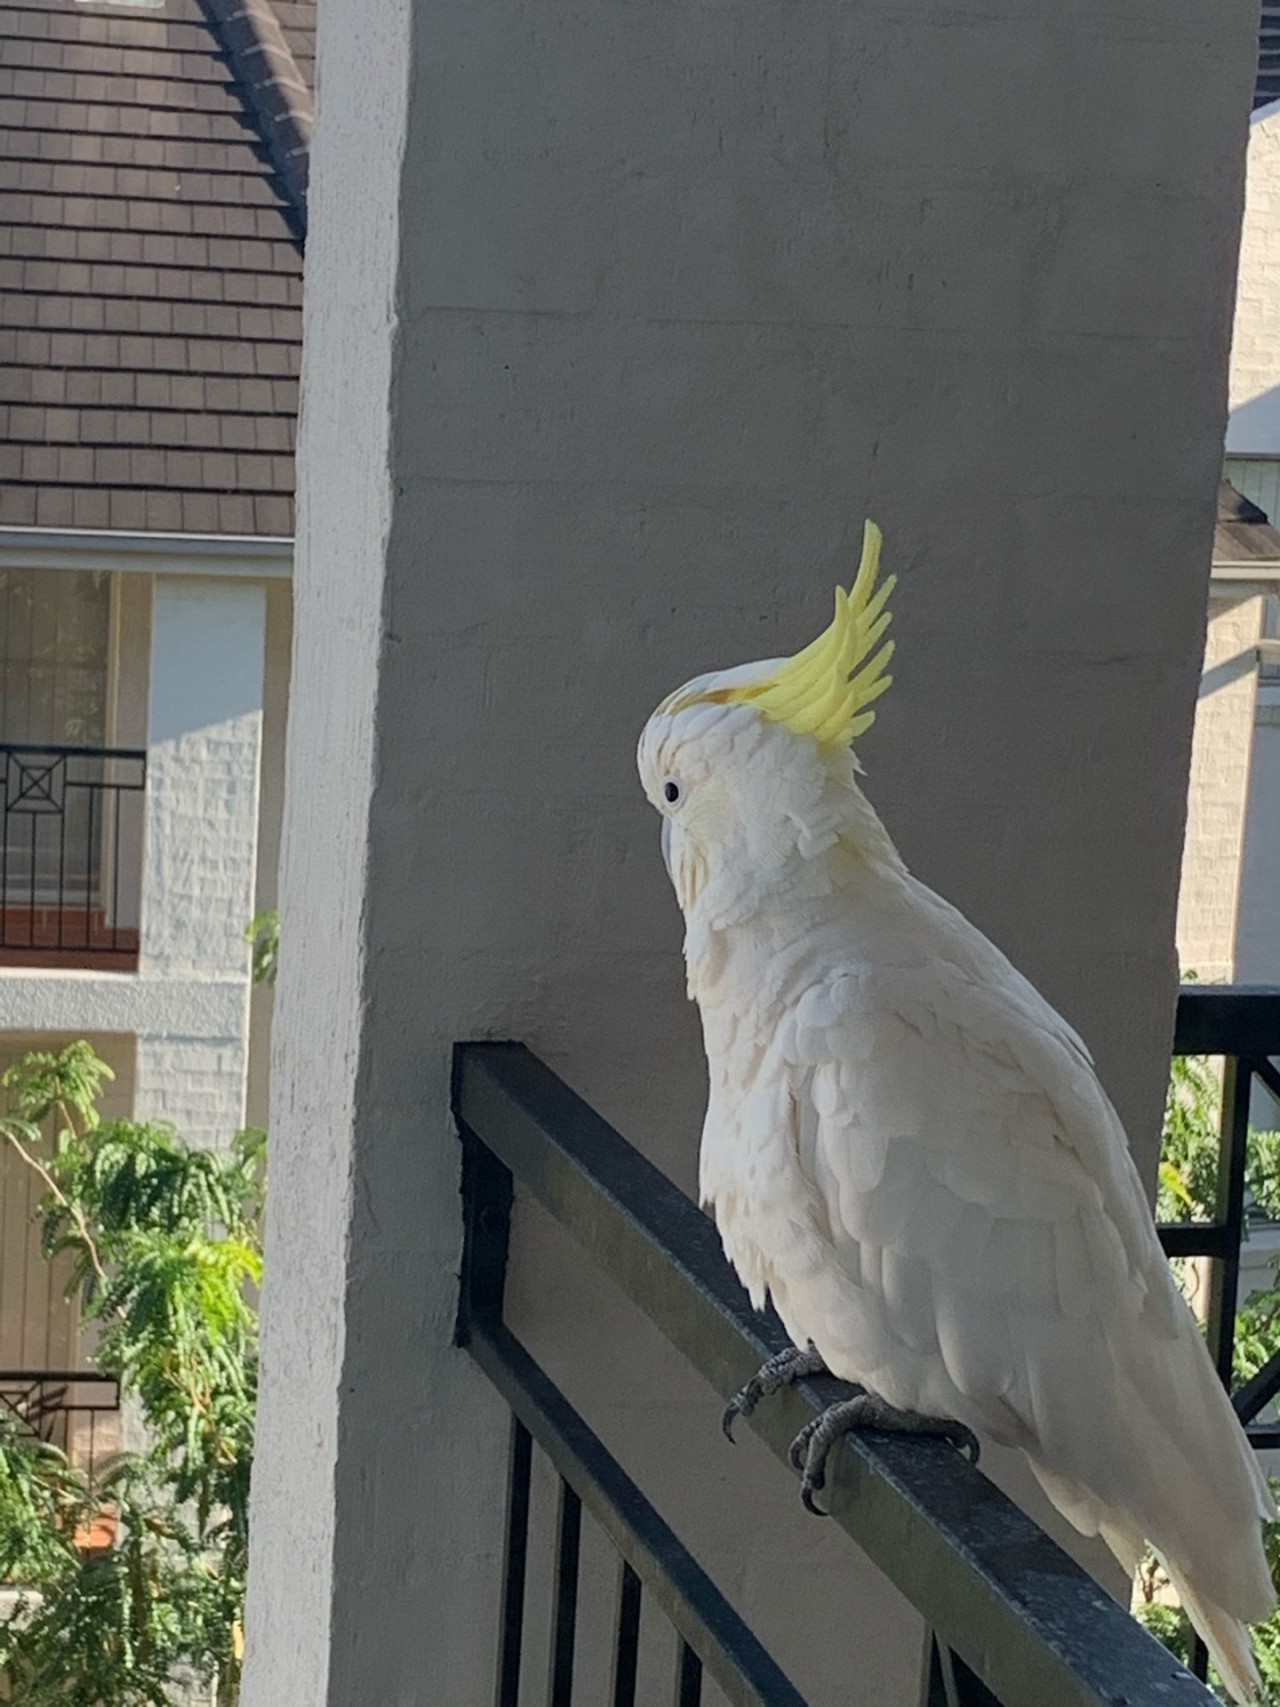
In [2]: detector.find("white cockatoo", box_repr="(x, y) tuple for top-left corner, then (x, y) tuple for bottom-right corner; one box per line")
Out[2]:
(636, 522), (1276, 1701)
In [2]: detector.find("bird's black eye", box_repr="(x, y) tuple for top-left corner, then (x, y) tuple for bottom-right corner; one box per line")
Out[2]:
(663, 780), (681, 805)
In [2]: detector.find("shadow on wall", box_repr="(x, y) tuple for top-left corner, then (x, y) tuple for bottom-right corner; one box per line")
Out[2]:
(1226, 384), (1280, 455)
(1201, 647), (1265, 698)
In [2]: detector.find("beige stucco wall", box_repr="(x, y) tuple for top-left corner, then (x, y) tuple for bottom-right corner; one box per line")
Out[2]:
(0, 1031), (136, 1369)
(1238, 678), (1280, 979)
(108, 571), (151, 752)
(245, 579), (291, 1133)
(1177, 592), (1266, 980)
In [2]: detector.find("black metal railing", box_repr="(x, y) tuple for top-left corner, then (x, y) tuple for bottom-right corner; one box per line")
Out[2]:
(0, 1369), (121, 1486)
(1157, 986), (1280, 1683)
(455, 1042), (1219, 1707)
(1158, 985), (1280, 1447)
(0, 742), (146, 962)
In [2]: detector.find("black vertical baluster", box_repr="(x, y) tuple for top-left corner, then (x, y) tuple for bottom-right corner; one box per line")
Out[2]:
(495, 1419), (532, 1707)
(610, 1560), (641, 1707)
(921, 1636), (1000, 1707)
(1, 750), (9, 946)
(83, 776), (95, 951)
(547, 1479), (581, 1707)
(26, 799), (35, 947)
(1191, 1050), (1254, 1683)
(56, 761), (67, 949)
(110, 762), (122, 952)
(1207, 1054), (1252, 1389)
(673, 1639), (701, 1707)
(922, 1635), (956, 1707)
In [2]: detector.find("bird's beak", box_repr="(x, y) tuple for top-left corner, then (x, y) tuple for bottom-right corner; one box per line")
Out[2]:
(661, 817), (673, 882)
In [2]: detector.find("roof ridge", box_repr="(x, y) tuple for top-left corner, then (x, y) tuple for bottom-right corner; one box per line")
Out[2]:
(197, 0), (312, 241)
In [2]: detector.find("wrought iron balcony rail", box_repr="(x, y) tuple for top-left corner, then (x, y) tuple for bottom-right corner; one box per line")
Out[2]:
(1155, 984), (1280, 1681)
(0, 742), (146, 965)
(1158, 985), (1280, 1444)
(0, 1369), (121, 1487)
(455, 1041), (1218, 1707)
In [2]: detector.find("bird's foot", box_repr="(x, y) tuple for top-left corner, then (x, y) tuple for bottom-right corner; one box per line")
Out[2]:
(722, 1343), (829, 1441)
(788, 1395), (980, 1516)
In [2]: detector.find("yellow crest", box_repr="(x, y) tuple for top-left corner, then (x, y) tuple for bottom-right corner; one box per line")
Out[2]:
(715, 520), (895, 748)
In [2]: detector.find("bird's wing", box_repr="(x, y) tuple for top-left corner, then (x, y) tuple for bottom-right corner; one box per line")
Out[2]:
(781, 957), (1274, 1620)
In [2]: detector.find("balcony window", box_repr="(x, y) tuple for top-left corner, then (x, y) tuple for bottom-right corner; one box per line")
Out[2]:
(0, 569), (145, 969)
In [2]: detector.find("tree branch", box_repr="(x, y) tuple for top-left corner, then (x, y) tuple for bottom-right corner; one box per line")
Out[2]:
(0, 1122), (109, 1291)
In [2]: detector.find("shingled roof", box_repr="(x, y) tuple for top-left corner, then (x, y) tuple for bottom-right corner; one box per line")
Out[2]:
(1215, 479), (1280, 566)
(0, 0), (313, 537)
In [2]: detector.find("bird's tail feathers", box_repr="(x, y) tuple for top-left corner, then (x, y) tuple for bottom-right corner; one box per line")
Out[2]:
(1096, 1515), (1143, 1579)
(1028, 1451), (1272, 1705)
(1160, 1553), (1264, 1705)
(1125, 1358), (1276, 1625)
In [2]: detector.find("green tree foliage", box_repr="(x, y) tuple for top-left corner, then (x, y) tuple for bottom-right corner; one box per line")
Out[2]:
(243, 911), (278, 990)
(1141, 1045), (1280, 1701)
(0, 1042), (262, 1706)
(1159, 1051), (1280, 1234)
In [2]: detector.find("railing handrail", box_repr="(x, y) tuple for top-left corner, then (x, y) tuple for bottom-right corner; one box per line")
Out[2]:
(0, 1372), (119, 1386)
(0, 1370), (119, 1387)
(0, 741), (148, 765)
(455, 1041), (1216, 1707)
(1174, 984), (1280, 1057)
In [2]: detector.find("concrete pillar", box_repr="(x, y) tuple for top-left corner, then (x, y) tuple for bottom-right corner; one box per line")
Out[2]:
(244, 2), (1257, 1702)
(136, 577), (266, 1144)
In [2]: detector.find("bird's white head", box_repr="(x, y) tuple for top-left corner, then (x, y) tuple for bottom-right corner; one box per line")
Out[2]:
(637, 520), (900, 924)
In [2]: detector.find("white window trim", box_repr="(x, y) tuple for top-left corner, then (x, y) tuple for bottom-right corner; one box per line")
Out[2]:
(0, 528), (292, 580)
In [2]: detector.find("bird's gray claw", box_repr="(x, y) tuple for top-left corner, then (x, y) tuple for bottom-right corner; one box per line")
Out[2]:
(800, 1478), (828, 1517)
(949, 1423), (981, 1466)
(786, 1394), (980, 1516)
(794, 1415), (836, 1513)
(722, 1373), (768, 1442)
(722, 1344), (828, 1446)
(788, 1418), (818, 1474)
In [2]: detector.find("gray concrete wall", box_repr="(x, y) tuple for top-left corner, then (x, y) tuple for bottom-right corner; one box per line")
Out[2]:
(244, 2), (1258, 1703)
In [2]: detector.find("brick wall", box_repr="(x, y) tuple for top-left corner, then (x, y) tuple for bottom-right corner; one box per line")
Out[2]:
(133, 577), (266, 1145)
(133, 1035), (250, 1148)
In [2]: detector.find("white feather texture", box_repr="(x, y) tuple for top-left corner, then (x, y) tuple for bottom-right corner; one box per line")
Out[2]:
(638, 676), (1277, 1701)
